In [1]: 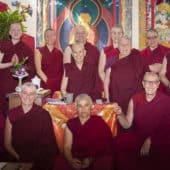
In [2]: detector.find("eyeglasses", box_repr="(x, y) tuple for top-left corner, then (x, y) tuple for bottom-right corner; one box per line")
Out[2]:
(147, 36), (158, 40)
(143, 80), (159, 85)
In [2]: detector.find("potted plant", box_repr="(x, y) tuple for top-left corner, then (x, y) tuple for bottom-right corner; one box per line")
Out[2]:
(0, 10), (25, 40)
(0, 1), (32, 40)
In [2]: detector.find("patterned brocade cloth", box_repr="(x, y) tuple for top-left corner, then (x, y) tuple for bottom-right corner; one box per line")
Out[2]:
(43, 103), (117, 153)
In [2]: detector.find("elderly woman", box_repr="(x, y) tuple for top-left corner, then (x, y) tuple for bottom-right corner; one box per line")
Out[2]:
(113, 72), (170, 170)
(109, 35), (144, 113)
(4, 82), (59, 170)
(35, 28), (63, 95)
(54, 94), (113, 170)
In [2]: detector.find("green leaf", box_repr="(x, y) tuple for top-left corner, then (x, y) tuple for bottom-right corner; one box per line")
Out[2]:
(0, 10), (26, 40)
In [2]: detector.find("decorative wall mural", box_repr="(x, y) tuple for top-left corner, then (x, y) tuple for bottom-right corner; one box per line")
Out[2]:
(139, 0), (146, 49)
(36, 0), (169, 49)
(36, 0), (137, 50)
(121, 0), (132, 38)
(155, 2), (170, 47)
(139, 0), (170, 49)
(48, 0), (120, 51)
(36, 0), (50, 47)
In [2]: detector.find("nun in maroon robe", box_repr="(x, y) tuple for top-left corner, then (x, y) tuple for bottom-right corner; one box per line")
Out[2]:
(54, 94), (113, 170)
(7, 104), (59, 170)
(67, 42), (100, 70)
(140, 29), (169, 73)
(65, 61), (102, 101)
(113, 91), (170, 170)
(0, 40), (35, 114)
(83, 42), (99, 66)
(141, 44), (169, 72)
(66, 115), (113, 170)
(109, 48), (144, 113)
(38, 46), (63, 94)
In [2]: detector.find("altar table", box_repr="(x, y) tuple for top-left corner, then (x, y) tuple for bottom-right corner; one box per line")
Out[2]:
(43, 103), (117, 153)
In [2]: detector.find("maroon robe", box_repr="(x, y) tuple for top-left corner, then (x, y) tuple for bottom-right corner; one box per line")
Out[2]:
(140, 44), (170, 71)
(109, 49), (144, 113)
(8, 104), (59, 169)
(104, 45), (119, 70)
(0, 2), (8, 12)
(0, 113), (5, 160)
(113, 91), (170, 170)
(54, 115), (113, 170)
(69, 115), (113, 169)
(164, 52), (170, 95)
(38, 46), (63, 94)
(0, 40), (35, 114)
(141, 45), (170, 92)
(65, 61), (101, 101)
(84, 42), (99, 66)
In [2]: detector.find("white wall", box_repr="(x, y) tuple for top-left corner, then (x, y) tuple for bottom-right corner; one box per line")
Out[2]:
(132, 0), (139, 49)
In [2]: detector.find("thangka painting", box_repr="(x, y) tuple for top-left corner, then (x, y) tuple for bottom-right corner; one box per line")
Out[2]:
(36, 0), (51, 47)
(139, 0), (170, 49)
(36, 0), (135, 50)
(49, 0), (121, 51)
(155, 2), (170, 48)
(121, 0), (132, 38)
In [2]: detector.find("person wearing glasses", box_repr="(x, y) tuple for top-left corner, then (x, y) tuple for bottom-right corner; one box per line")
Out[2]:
(113, 72), (170, 170)
(141, 28), (170, 73)
(4, 82), (59, 170)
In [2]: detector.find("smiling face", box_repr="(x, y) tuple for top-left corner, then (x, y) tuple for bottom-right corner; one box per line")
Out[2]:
(71, 43), (86, 64)
(142, 72), (160, 97)
(9, 23), (22, 41)
(19, 84), (37, 107)
(111, 26), (123, 45)
(118, 36), (131, 58)
(44, 29), (56, 46)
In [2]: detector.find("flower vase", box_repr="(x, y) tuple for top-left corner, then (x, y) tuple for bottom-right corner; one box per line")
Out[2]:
(18, 76), (23, 87)
(14, 73), (29, 92)
(15, 76), (23, 92)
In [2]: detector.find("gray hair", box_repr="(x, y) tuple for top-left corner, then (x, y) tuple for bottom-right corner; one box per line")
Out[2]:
(118, 35), (132, 46)
(75, 93), (93, 107)
(21, 82), (37, 93)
